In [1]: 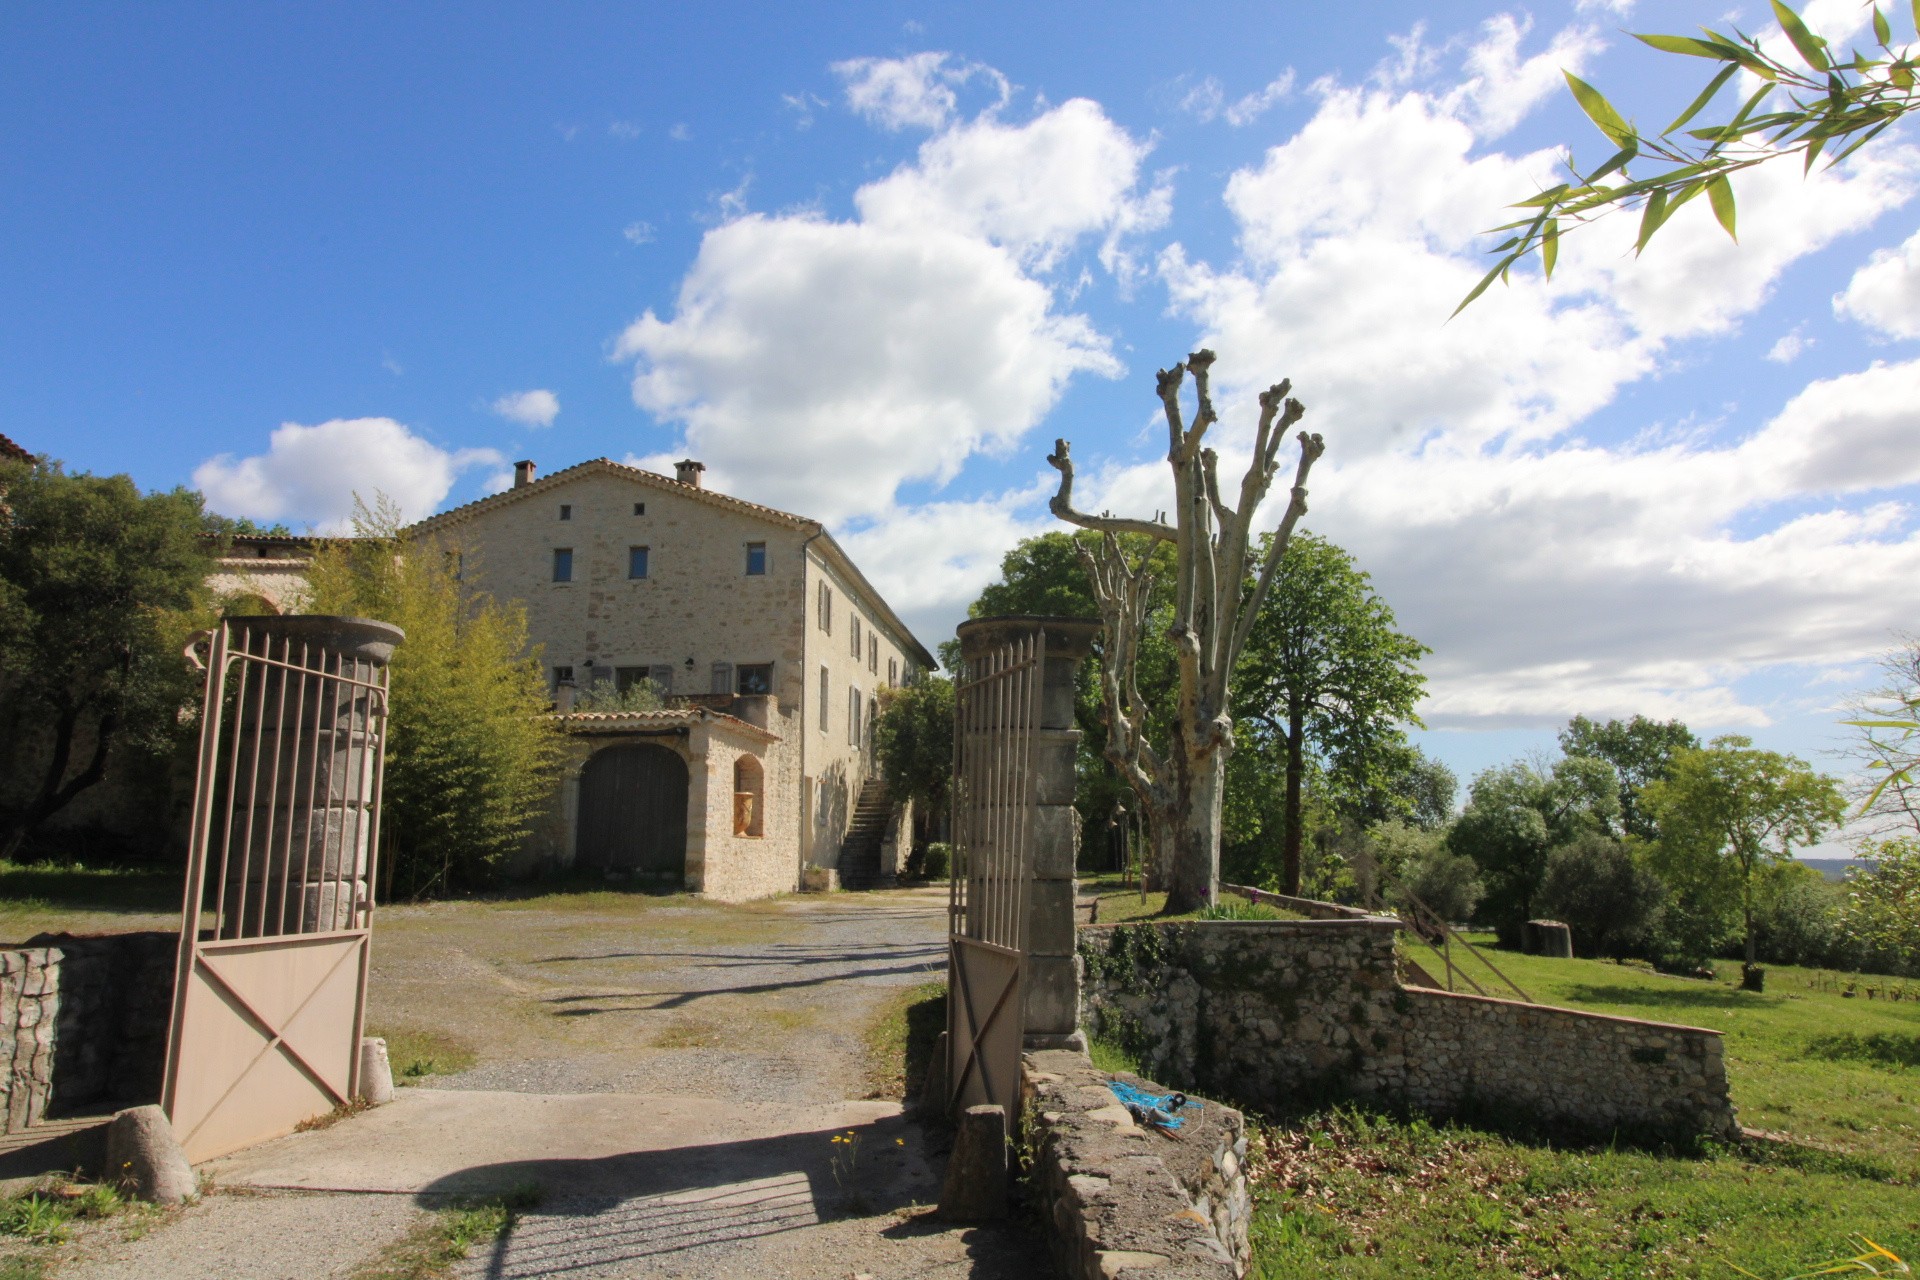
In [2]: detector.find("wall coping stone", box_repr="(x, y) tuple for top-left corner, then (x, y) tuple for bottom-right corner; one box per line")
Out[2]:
(1403, 983), (1724, 1038)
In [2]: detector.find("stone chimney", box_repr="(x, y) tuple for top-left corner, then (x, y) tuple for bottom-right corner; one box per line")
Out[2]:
(513, 460), (536, 488)
(675, 459), (705, 488)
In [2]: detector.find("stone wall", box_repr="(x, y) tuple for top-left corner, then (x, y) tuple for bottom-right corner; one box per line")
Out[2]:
(1079, 920), (1737, 1139)
(1023, 1048), (1248, 1279)
(1, 933), (175, 1133)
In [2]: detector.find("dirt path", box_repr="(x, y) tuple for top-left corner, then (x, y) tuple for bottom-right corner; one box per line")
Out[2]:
(59, 886), (1053, 1279)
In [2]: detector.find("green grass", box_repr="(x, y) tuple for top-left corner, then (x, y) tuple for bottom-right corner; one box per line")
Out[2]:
(1081, 875), (1305, 924)
(350, 1187), (540, 1280)
(1247, 1108), (1918, 1280)
(0, 860), (181, 940)
(1445, 944), (1920, 1173)
(862, 980), (946, 1101)
(1088, 1033), (1145, 1078)
(1248, 947), (1920, 1278)
(371, 1027), (479, 1084)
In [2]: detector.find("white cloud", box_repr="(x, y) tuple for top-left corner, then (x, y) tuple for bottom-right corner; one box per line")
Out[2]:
(668, 123), (690, 142)
(1766, 328), (1811, 362)
(614, 79), (1160, 526)
(490, 389), (560, 428)
(1181, 71), (1297, 126)
(831, 52), (1007, 132)
(608, 120), (641, 141)
(834, 489), (1054, 640)
(623, 220), (656, 246)
(1127, 12), (1920, 730)
(1836, 227), (1920, 338)
(194, 419), (500, 532)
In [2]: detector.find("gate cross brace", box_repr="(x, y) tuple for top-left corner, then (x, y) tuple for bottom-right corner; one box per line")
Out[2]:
(176, 941), (360, 1147)
(949, 950), (1019, 1108)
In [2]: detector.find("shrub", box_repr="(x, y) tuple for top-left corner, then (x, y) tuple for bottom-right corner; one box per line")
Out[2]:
(1753, 861), (1860, 970)
(1838, 838), (1920, 977)
(922, 842), (951, 881)
(1388, 847), (1484, 925)
(1535, 834), (1666, 958)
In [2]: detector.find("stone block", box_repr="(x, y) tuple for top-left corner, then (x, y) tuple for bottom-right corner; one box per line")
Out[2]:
(104, 1105), (195, 1205)
(1024, 954), (1081, 1038)
(938, 1104), (1008, 1221)
(1026, 879), (1078, 957)
(1029, 806), (1078, 880)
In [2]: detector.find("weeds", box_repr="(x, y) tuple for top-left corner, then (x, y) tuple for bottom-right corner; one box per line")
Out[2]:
(371, 1027), (477, 1084)
(350, 1185), (541, 1280)
(0, 1182), (125, 1245)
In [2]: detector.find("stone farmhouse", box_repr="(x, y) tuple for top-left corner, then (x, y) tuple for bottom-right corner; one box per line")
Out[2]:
(215, 457), (935, 902)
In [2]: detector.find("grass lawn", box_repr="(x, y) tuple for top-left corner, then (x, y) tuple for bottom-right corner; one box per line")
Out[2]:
(0, 860), (182, 941)
(1079, 874), (1305, 924)
(1250, 946), (1920, 1279)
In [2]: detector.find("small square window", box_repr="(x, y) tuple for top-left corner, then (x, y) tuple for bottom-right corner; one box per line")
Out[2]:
(629, 546), (649, 579)
(552, 548), (573, 583)
(633, 502), (646, 516)
(559, 504), (572, 521)
(552, 665), (574, 689)
(737, 663), (773, 695)
(745, 542), (767, 576)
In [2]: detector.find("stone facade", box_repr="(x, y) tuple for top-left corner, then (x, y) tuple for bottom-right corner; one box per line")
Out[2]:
(1, 933), (175, 1133)
(1024, 1048), (1248, 1279)
(411, 459), (935, 887)
(1080, 920), (1737, 1140)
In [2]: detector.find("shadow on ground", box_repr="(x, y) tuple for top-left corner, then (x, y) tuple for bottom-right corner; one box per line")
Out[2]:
(420, 1111), (1048, 1278)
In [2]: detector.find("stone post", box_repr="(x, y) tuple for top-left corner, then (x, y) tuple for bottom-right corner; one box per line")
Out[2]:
(955, 616), (1099, 1052)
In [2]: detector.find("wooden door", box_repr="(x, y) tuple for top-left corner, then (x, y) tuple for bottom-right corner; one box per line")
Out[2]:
(576, 744), (689, 877)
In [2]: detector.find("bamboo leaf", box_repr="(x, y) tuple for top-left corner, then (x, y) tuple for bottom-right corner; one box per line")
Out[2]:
(1451, 256), (1513, 318)
(1585, 144), (1638, 184)
(1666, 62), (1742, 133)
(1875, 5), (1893, 44)
(1708, 174), (1738, 240)
(1637, 32), (1738, 58)
(1565, 71), (1637, 147)
(1804, 133), (1828, 172)
(1636, 188), (1669, 253)
(1773, 0), (1832, 70)
(1542, 219), (1559, 278)
(1890, 62), (1915, 88)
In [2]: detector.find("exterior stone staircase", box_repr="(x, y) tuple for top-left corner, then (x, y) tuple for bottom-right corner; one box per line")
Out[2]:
(836, 778), (896, 890)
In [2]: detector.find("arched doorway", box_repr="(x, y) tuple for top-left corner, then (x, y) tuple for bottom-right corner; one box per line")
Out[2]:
(576, 744), (689, 879)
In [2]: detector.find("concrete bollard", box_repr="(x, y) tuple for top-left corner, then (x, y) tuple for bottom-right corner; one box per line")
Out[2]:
(937, 1103), (1008, 1220)
(358, 1036), (396, 1105)
(104, 1106), (196, 1204)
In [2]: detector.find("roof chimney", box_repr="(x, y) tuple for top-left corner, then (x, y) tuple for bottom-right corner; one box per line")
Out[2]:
(513, 459), (536, 488)
(675, 459), (706, 489)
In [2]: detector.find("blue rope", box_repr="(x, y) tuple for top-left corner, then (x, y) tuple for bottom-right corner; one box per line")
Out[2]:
(1106, 1081), (1198, 1129)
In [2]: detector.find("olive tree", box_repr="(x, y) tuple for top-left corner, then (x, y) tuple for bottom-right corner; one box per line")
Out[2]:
(1047, 350), (1324, 913)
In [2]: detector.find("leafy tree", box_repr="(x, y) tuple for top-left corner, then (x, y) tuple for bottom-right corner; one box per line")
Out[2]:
(1751, 860), (1857, 971)
(873, 675), (955, 820)
(1386, 750), (1457, 831)
(1642, 735), (1845, 984)
(1559, 714), (1699, 842)
(1234, 532), (1429, 894)
(201, 512), (295, 537)
(305, 498), (564, 897)
(1446, 754), (1621, 944)
(1049, 351), (1325, 913)
(572, 679), (663, 713)
(1388, 844), (1485, 927)
(1838, 837), (1920, 975)
(1535, 833), (1667, 958)
(1466, 1), (1920, 307)
(0, 459), (213, 857)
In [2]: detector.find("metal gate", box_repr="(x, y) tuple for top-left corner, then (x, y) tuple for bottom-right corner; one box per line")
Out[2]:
(946, 628), (1044, 1120)
(163, 616), (400, 1162)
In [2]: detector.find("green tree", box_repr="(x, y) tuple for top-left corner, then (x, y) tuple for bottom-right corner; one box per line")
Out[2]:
(873, 675), (955, 822)
(1559, 714), (1699, 842)
(1466, 2), (1920, 307)
(1643, 735), (1845, 985)
(1386, 750), (1457, 831)
(1837, 836), (1920, 975)
(1234, 532), (1429, 894)
(1535, 833), (1667, 958)
(0, 458), (213, 857)
(1446, 754), (1621, 944)
(305, 499), (564, 897)
(1841, 638), (1920, 837)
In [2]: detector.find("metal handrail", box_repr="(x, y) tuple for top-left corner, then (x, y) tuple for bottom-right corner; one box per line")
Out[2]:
(1398, 888), (1532, 1003)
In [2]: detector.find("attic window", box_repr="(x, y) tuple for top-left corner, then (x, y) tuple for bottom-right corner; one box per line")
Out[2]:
(559, 504), (572, 521)
(633, 502), (646, 516)
(745, 542), (766, 575)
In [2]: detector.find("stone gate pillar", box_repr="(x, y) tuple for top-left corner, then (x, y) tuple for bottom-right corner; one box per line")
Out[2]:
(955, 616), (1099, 1051)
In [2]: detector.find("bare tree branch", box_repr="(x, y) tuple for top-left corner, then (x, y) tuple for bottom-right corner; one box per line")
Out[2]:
(1046, 438), (1177, 543)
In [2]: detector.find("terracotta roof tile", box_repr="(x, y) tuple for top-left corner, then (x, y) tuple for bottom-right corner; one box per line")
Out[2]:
(409, 458), (815, 534)
(0, 433), (31, 462)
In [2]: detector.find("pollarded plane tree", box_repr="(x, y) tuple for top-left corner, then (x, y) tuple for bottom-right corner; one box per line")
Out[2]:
(1047, 350), (1324, 914)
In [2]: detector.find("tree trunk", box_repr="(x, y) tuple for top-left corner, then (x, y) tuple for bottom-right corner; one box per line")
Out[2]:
(1163, 739), (1225, 915)
(0, 704), (115, 860)
(1282, 696), (1305, 896)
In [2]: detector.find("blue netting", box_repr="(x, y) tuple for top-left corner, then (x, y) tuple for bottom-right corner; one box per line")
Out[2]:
(1106, 1080), (1198, 1129)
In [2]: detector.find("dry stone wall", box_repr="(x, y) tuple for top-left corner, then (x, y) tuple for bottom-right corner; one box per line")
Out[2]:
(1079, 920), (1737, 1140)
(1, 933), (174, 1133)
(1023, 1048), (1248, 1279)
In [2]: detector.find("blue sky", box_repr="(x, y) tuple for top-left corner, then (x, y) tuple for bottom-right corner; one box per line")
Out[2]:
(6, 1), (1918, 822)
